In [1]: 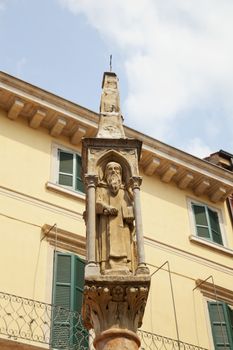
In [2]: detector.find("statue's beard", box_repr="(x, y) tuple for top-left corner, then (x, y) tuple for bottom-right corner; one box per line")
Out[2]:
(107, 174), (121, 194)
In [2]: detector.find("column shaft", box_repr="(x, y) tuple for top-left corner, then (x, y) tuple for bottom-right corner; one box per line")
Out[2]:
(87, 184), (96, 263)
(85, 175), (100, 276)
(133, 187), (146, 266)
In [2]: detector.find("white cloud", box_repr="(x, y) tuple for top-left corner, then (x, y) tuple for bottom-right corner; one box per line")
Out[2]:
(185, 138), (213, 159)
(59, 0), (233, 154)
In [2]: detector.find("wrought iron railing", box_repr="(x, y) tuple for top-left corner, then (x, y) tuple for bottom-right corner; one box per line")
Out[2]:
(138, 330), (208, 350)
(0, 291), (90, 349)
(0, 291), (208, 350)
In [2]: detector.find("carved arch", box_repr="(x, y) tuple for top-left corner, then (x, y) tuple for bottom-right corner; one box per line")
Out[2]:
(96, 150), (132, 185)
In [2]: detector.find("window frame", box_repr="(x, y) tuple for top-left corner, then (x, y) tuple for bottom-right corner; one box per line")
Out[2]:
(187, 198), (227, 247)
(50, 144), (84, 195)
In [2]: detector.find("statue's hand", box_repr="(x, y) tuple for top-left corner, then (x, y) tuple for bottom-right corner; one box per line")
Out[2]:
(103, 206), (118, 216)
(125, 217), (134, 223)
(110, 207), (118, 216)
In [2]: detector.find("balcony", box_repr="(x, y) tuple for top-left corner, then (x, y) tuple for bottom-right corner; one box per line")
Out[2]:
(0, 291), (208, 350)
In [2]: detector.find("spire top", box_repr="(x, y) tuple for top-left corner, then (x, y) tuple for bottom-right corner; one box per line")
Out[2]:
(96, 72), (125, 138)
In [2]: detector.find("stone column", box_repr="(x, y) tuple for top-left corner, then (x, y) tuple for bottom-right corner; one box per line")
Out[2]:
(85, 174), (100, 276)
(130, 176), (149, 275)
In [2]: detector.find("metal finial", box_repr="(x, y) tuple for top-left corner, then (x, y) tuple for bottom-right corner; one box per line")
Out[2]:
(110, 54), (112, 72)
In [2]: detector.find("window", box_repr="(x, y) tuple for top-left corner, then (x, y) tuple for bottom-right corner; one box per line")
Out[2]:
(208, 301), (233, 349)
(52, 252), (87, 349)
(191, 202), (223, 245)
(57, 149), (84, 193)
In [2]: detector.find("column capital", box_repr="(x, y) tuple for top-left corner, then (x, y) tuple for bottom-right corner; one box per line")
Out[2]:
(129, 176), (142, 190)
(85, 174), (98, 188)
(83, 279), (150, 335)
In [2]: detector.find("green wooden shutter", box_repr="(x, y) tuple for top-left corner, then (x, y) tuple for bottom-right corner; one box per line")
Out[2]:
(73, 256), (88, 349)
(52, 253), (73, 348)
(208, 301), (233, 349)
(75, 154), (84, 193)
(227, 306), (233, 346)
(52, 252), (87, 349)
(75, 255), (85, 312)
(208, 208), (223, 245)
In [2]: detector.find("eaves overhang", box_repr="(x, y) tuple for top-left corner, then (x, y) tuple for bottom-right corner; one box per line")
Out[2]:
(0, 71), (233, 203)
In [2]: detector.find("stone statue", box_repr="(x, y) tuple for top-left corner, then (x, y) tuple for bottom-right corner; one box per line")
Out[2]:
(96, 161), (135, 274)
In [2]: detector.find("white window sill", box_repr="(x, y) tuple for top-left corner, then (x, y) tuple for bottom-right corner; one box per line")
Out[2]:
(189, 235), (233, 257)
(46, 181), (86, 201)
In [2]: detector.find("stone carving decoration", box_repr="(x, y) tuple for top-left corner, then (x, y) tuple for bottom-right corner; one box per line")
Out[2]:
(83, 282), (149, 335)
(96, 161), (136, 274)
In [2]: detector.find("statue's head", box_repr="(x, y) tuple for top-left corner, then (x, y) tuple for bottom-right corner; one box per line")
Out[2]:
(105, 162), (122, 194)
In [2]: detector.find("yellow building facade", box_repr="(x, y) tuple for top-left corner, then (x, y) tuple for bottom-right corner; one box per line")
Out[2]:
(0, 71), (233, 350)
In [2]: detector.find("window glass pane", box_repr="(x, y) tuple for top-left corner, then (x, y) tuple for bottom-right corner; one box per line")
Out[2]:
(208, 209), (223, 245)
(208, 209), (221, 233)
(76, 154), (82, 178)
(59, 174), (73, 187)
(59, 151), (73, 174)
(76, 178), (84, 193)
(212, 230), (223, 245)
(196, 226), (210, 239)
(193, 205), (208, 226)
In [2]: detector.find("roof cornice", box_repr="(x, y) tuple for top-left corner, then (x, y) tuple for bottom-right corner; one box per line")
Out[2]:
(1, 71), (233, 202)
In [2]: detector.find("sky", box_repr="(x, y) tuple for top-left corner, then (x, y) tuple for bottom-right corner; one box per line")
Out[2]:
(1, 0), (233, 158)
